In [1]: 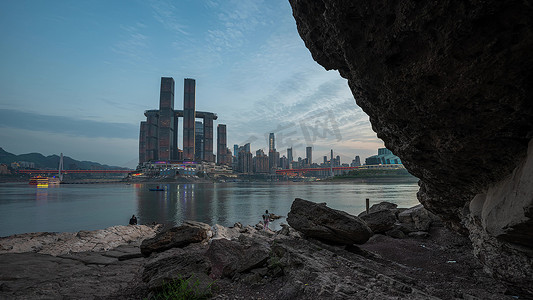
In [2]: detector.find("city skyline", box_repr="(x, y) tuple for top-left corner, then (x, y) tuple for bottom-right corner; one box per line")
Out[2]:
(0, 1), (384, 168)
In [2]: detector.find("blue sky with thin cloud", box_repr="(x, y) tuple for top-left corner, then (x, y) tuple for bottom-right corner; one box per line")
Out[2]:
(0, 0), (383, 168)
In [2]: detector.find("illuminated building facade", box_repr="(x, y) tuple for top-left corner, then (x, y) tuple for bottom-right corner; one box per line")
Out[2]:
(139, 77), (219, 164)
(269, 133), (275, 152)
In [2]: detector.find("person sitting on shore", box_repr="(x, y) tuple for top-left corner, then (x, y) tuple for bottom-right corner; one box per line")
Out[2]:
(129, 215), (137, 225)
(262, 210), (270, 231)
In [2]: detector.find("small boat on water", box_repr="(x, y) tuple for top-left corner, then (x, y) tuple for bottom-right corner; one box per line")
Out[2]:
(149, 186), (165, 191)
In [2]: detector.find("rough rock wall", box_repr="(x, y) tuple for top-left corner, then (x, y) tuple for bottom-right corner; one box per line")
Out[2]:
(289, 0), (533, 291)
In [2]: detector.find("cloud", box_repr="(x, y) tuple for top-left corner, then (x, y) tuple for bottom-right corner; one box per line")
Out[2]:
(149, 0), (189, 35)
(204, 0), (266, 55)
(0, 109), (138, 139)
(217, 58), (385, 163)
(111, 24), (150, 62)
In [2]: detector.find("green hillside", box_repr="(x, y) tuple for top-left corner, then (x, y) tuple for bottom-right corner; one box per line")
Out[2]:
(0, 147), (127, 170)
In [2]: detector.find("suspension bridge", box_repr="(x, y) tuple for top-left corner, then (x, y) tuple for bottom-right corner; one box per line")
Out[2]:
(16, 153), (133, 180)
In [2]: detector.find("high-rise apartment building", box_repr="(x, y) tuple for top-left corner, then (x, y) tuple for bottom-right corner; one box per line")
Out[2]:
(234, 144), (239, 159)
(253, 149), (269, 173)
(225, 148), (233, 165)
(351, 155), (361, 167)
(237, 148), (252, 173)
(268, 150), (279, 171)
(280, 156), (288, 169)
(269, 133), (275, 152)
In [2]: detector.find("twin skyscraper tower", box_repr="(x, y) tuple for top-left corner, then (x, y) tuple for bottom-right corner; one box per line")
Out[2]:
(139, 77), (228, 165)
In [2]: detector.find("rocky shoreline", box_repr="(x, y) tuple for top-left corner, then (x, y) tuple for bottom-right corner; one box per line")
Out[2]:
(0, 200), (523, 299)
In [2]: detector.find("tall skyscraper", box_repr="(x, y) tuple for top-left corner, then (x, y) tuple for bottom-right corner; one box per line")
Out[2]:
(330, 149), (334, 162)
(138, 77), (219, 164)
(306, 146), (312, 166)
(269, 133), (275, 152)
(217, 124), (227, 165)
(183, 78), (196, 161)
(287, 147), (293, 163)
(234, 144), (239, 158)
(269, 150), (279, 170)
(158, 77), (176, 160)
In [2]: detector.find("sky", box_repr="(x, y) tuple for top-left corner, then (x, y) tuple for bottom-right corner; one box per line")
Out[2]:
(0, 0), (384, 168)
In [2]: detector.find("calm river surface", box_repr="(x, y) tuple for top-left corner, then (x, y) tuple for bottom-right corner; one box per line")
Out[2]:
(0, 181), (420, 237)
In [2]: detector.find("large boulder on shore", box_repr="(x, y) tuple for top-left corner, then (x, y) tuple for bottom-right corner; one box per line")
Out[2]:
(142, 245), (213, 293)
(360, 209), (397, 234)
(397, 204), (437, 232)
(358, 201), (400, 233)
(287, 198), (372, 244)
(358, 202), (399, 216)
(140, 221), (212, 257)
(289, 0), (533, 290)
(205, 237), (270, 279)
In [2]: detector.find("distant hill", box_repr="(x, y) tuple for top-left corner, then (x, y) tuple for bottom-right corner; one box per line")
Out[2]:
(0, 147), (129, 170)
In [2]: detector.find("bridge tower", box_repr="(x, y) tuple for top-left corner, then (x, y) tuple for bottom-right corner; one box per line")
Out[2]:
(58, 153), (64, 182)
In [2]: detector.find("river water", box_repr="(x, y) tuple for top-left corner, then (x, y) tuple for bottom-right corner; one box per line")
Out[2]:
(0, 181), (420, 237)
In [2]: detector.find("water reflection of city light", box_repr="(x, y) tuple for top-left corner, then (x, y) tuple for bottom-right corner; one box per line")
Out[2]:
(35, 188), (48, 203)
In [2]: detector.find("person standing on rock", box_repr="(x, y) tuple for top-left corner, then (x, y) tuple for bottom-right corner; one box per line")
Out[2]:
(129, 215), (137, 225)
(262, 210), (270, 230)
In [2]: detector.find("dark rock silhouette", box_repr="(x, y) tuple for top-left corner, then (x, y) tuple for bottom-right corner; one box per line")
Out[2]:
(289, 0), (533, 292)
(287, 198), (372, 244)
(140, 221), (211, 256)
(0, 208), (514, 299)
(359, 209), (397, 233)
(358, 201), (398, 216)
